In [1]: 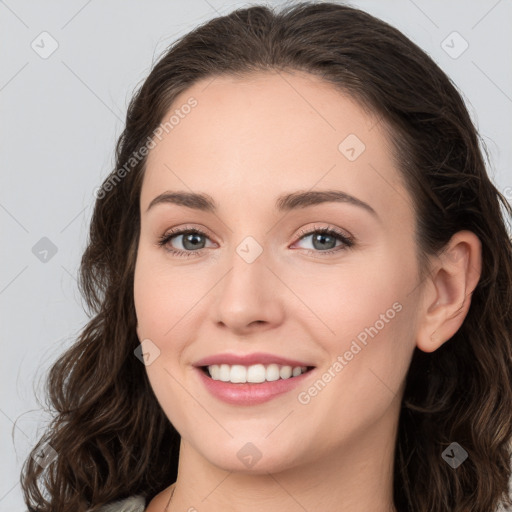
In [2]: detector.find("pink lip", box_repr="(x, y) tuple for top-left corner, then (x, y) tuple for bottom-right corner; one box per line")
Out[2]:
(195, 367), (315, 406)
(193, 352), (314, 368)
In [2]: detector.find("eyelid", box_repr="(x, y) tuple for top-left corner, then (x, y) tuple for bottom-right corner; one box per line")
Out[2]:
(160, 224), (216, 241)
(293, 223), (354, 244)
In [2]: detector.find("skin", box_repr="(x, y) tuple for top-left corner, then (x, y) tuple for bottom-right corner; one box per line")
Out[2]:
(134, 70), (482, 512)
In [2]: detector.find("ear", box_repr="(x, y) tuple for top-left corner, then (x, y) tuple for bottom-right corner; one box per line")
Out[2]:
(416, 230), (482, 353)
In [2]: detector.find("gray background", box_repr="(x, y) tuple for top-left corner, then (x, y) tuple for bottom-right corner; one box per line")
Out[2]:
(1, 0), (511, 510)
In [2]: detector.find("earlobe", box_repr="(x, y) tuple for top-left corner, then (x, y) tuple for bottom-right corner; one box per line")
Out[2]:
(416, 230), (482, 353)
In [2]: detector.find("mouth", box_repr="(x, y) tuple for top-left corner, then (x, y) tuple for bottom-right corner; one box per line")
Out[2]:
(192, 353), (316, 405)
(200, 363), (315, 384)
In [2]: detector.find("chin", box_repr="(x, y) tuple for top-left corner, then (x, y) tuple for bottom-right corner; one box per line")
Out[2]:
(191, 435), (306, 475)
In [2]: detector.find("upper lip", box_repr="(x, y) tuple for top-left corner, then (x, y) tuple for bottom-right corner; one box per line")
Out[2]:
(193, 352), (315, 368)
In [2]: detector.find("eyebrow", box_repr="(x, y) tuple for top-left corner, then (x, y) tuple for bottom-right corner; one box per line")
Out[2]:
(146, 189), (378, 218)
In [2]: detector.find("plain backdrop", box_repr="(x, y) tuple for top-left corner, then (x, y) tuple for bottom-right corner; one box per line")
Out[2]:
(1, 1), (511, 510)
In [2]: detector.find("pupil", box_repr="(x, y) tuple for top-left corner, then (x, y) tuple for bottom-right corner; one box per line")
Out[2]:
(184, 233), (204, 250)
(313, 233), (335, 250)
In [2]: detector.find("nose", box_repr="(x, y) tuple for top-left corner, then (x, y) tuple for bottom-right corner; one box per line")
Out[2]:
(211, 240), (285, 334)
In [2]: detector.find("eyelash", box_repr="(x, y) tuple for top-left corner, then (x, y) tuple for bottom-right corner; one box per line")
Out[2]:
(157, 224), (354, 258)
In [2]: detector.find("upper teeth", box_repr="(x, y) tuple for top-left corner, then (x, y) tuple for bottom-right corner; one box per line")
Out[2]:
(208, 364), (308, 383)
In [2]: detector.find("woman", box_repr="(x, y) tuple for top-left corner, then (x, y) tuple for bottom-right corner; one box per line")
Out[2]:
(20, 2), (512, 511)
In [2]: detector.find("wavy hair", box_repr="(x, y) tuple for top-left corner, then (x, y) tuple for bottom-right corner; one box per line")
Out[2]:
(20, 2), (512, 511)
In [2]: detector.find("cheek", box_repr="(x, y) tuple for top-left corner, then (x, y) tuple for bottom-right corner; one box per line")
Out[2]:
(133, 248), (201, 428)
(133, 246), (205, 340)
(336, 254), (416, 372)
(293, 249), (417, 399)
(289, 250), (412, 341)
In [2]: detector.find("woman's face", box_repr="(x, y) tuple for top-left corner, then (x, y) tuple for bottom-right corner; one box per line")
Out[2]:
(134, 71), (422, 474)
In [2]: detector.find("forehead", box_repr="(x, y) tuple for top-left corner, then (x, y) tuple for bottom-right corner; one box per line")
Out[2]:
(141, 71), (411, 226)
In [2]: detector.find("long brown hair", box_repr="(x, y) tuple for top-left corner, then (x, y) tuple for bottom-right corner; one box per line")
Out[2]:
(20, 2), (512, 511)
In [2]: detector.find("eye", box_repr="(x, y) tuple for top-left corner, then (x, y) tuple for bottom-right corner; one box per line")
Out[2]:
(292, 225), (354, 256)
(157, 224), (354, 258)
(157, 226), (215, 258)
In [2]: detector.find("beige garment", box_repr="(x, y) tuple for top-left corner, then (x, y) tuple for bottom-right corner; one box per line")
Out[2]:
(93, 495), (146, 512)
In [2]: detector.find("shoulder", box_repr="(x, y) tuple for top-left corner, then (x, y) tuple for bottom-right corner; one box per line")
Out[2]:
(94, 495), (146, 512)
(145, 485), (175, 512)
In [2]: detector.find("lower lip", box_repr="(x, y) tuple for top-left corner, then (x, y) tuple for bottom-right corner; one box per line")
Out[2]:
(195, 367), (315, 406)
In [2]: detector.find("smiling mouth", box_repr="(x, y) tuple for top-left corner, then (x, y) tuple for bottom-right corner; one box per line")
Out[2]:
(201, 363), (315, 384)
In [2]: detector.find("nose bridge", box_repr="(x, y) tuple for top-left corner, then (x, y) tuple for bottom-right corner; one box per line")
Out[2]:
(212, 231), (284, 330)
(223, 233), (269, 298)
